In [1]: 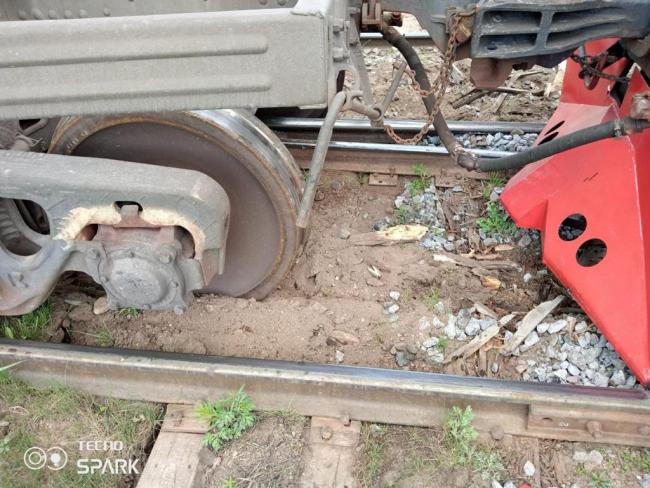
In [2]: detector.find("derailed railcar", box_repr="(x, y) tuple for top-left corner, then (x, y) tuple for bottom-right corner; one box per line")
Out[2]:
(1, 1), (650, 380)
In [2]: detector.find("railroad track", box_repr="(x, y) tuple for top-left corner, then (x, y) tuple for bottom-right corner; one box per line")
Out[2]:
(2, 340), (649, 448)
(267, 117), (546, 177)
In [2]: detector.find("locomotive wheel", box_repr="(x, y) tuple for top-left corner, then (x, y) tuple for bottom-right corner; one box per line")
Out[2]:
(49, 110), (304, 299)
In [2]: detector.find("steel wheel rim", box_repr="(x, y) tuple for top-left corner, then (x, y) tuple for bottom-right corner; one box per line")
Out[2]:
(49, 110), (303, 298)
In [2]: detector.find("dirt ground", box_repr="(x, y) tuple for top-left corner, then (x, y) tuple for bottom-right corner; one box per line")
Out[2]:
(202, 413), (308, 488)
(58, 171), (544, 375)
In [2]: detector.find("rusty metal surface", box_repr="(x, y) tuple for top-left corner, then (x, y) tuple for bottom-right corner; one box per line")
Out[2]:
(631, 91), (650, 121)
(49, 110), (303, 299)
(2, 340), (650, 447)
(288, 145), (490, 179)
(0, 150), (229, 315)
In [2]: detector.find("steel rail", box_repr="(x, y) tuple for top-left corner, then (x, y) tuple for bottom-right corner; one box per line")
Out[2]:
(282, 139), (515, 158)
(264, 117), (547, 135)
(2, 340), (650, 447)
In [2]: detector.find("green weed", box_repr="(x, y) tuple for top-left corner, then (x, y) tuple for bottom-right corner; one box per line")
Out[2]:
(436, 336), (450, 352)
(443, 406), (504, 480)
(196, 386), (255, 451)
(577, 466), (612, 488)
(223, 476), (239, 488)
(0, 371), (161, 488)
(477, 201), (516, 236)
(619, 448), (650, 474)
(481, 172), (506, 199)
(407, 163), (431, 197)
(361, 426), (386, 487)
(394, 206), (409, 225)
(118, 307), (141, 318)
(95, 325), (114, 346)
(425, 288), (440, 310)
(1, 302), (51, 341)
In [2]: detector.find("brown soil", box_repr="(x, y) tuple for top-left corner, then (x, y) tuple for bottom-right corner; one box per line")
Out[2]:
(201, 413), (308, 488)
(59, 171), (545, 377)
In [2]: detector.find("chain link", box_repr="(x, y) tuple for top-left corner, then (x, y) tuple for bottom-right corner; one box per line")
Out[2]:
(569, 53), (629, 83)
(383, 8), (474, 146)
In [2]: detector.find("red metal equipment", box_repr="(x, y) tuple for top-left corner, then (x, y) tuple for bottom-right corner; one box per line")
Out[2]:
(501, 40), (650, 384)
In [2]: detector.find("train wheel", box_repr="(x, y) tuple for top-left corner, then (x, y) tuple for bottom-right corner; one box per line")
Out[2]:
(49, 110), (304, 299)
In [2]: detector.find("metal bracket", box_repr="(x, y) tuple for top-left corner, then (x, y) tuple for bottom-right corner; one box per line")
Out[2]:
(527, 404), (650, 446)
(0, 150), (229, 314)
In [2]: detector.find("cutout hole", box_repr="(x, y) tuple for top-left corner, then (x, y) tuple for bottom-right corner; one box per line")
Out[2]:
(538, 131), (559, 145)
(0, 199), (48, 256)
(576, 238), (607, 267)
(115, 201), (143, 212)
(558, 213), (587, 241)
(544, 120), (565, 135)
(18, 119), (41, 131)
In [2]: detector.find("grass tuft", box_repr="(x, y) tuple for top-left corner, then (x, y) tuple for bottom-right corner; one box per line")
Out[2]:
(477, 201), (516, 236)
(424, 288), (440, 310)
(196, 386), (255, 451)
(394, 206), (409, 225)
(436, 336), (450, 352)
(1, 302), (51, 341)
(95, 324), (114, 347)
(481, 172), (506, 200)
(621, 448), (650, 475)
(577, 466), (613, 488)
(118, 307), (141, 318)
(407, 163), (431, 197)
(443, 406), (504, 480)
(360, 425), (386, 487)
(223, 476), (239, 488)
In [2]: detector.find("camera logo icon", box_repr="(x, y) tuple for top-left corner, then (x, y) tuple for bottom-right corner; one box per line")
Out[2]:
(24, 446), (68, 470)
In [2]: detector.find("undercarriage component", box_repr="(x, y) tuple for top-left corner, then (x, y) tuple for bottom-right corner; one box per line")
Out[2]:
(49, 110), (304, 299)
(298, 91), (347, 228)
(0, 0), (350, 119)
(501, 40), (650, 384)
(0, 151), (229, 315)
(93, 223), (199, 313)
(471, 0), (650, 61)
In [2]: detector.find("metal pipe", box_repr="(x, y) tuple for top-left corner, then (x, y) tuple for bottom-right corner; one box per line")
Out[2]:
(264, 117), (546, 135)
(297, 91), (347, 228)
(360, 31), (433, 48)
(380, 26), (466, 162)
(475, 117), (650, 171)
(377, 60), (408, 117)
(283, 139), (515, 158)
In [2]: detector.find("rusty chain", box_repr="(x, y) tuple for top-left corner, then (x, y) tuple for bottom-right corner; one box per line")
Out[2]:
(383, 7), (475, 145)
(569, 52), (629, 83)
